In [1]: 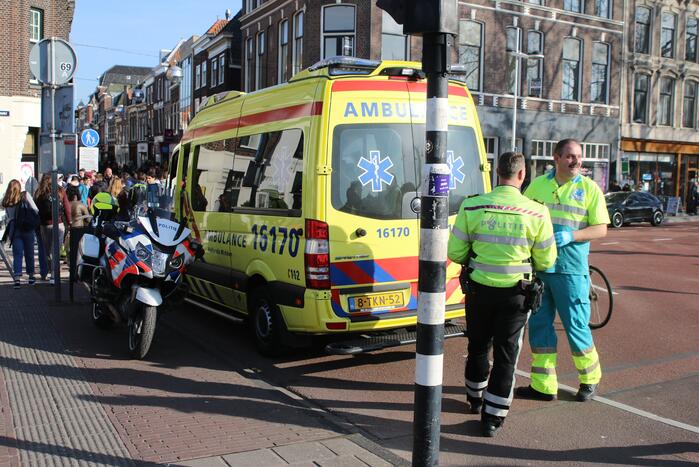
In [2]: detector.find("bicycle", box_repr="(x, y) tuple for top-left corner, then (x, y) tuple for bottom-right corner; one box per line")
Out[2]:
(588, 265), (613, 329)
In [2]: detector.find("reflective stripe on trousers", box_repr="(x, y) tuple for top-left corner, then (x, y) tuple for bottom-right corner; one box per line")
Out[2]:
(530, 352), (558, 395)
(572, 346), (602, 384)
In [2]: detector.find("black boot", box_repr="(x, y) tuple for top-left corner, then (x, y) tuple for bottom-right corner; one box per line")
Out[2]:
(467, 396), (482, 415)
(481, 413), (505, 437)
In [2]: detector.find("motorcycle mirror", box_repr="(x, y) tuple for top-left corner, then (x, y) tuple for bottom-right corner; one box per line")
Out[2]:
(191, 240), (205, 259)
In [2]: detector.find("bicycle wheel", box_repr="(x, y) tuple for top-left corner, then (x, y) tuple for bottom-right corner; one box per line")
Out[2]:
(588, 265), (613, 329)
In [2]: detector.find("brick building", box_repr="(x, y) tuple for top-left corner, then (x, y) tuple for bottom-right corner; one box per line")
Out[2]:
(0, 0), (75, 193)
(239, 0), (622, 190)
(192, 12), (243, 116)
(620, 0), (699, 206)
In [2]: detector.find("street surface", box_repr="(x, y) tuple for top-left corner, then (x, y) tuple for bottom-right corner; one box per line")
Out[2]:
(160, 221), (699, 465)
(0, 220), (697, 465)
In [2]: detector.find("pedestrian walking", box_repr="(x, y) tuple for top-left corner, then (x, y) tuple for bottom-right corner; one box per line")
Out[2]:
(687, 179), (698, 215)
(35, 174), (72, 283)
(518, 138), (609, 402)
(447, 152), (557, 437)
(1, 179), (41, 288)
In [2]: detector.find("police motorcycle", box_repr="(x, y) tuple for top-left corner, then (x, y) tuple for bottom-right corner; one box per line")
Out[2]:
(76, 185), (202, 359)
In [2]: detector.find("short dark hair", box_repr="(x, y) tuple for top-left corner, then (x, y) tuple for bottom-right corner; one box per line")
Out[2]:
(554, 138), (581, 157)
(497, 152), (525, 179)
(146, 167), (160, 179)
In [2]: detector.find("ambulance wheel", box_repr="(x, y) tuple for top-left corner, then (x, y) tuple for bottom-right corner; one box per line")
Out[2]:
(92, 303), (114, 329)
(250, 288), (285, 357)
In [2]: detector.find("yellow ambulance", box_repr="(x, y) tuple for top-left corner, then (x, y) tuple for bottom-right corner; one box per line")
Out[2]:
(172, 57), (490, 355)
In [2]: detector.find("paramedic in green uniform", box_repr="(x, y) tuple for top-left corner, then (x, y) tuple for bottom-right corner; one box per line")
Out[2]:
(517, 139), (609, 402)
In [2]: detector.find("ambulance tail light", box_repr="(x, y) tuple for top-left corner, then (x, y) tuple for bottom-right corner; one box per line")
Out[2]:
(304, 219), (330, 289)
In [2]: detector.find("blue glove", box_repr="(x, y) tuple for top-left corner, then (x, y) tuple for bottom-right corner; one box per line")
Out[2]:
(554, 231), (574, 247)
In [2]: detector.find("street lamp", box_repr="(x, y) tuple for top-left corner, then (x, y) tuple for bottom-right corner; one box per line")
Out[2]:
(507, 40), (544, 151)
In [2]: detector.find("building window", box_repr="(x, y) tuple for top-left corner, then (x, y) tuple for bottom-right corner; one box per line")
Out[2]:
(195, 64), (201, 89)
(322, 5), (355, 59)
(658, 77), (675, 126)
(633, 74), (649, 123)
(211, 58), (218, 87)
(382, 11), (408, 60)
(686, 17), (698, 62)
(246, 37), (254, 92)
(562, 38), (581, 101)
(219, 55), (225, 84)
(292, 11), (304, 76)
(594, 0), (610, 19)
(635, 7), (651, 54)
(506, 27), (521, 95)
(458, 20), (482, 92)
(30, 8), (43, 42)
(256, 31), (265, 89)
(279, 20), (289, 83)
(563, 0), (581, 13)
(591, 43), (609, 103)
(526, 30), (543, 97)
(661, 13), (676, 58)
(683, 81), (696, 128)
(202, 60), (207, 88)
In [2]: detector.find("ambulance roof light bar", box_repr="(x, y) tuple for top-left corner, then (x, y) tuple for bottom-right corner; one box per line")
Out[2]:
(380, 67), (426, 80)
(446, 63), (470, 85)
(308, 56), (381, 75)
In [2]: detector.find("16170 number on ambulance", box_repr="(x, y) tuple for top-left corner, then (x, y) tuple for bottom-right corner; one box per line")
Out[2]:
(172, 57), (490, 355)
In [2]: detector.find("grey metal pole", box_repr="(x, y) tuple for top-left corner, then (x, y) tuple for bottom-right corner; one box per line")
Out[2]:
(413, 31), (450, 467)
(511, 40), (520, 152)
(50, 38), (61, 300)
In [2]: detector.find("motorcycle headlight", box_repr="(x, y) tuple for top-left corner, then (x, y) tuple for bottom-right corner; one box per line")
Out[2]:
(169, 255), (184, 270)
(151, 251), (168, 275)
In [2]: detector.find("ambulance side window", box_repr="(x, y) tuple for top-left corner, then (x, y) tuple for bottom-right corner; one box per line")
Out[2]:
(191, 138), (238, 212)
(237, 128), (303, 215)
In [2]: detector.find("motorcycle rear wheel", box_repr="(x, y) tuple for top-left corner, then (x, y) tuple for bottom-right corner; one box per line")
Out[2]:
(128, 305), (157, 359)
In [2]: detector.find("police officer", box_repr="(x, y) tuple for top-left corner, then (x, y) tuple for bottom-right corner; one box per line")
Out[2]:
(448, 152), (557, 437)
(517, 138), (609, 403)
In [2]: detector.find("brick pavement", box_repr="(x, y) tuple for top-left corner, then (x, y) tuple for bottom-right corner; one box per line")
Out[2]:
(0, 248), (403, 466)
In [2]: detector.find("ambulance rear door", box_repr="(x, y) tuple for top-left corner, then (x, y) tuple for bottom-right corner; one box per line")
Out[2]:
(325, 77), (422, 325)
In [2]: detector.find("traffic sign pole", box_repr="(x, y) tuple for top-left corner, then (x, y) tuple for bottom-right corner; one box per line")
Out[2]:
(50, 38), (61, 301)
(30, 37), (77, 301)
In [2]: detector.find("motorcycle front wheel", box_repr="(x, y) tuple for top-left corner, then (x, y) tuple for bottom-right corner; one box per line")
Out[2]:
(128, 304), (157, 359)
(92, 303), (114, 329)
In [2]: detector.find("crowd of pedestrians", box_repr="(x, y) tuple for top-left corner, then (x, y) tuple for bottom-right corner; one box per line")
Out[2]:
(1, 163), (166, 289)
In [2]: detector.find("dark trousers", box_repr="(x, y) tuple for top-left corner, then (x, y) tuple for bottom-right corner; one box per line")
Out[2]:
(12, 229), (36, 278)
(464, 281), (528, 418)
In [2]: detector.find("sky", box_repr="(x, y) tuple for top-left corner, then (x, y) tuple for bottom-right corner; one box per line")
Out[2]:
(70, 0), (242, 104)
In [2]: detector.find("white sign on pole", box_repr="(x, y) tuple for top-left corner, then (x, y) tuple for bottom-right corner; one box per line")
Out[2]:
(79, 147), (99, 172)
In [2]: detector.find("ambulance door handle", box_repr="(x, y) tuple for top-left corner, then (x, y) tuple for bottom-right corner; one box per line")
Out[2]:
(355, 228), (367, 238)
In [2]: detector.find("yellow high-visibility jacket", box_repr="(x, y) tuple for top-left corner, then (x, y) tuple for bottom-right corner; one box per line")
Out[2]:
(448, 185), (557, 288)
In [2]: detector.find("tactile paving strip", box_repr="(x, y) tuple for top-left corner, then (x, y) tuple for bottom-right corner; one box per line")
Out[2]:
(0, 298), (135, 466)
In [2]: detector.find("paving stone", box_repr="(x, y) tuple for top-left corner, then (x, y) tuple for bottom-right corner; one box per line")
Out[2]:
(222, 448), (287, 466)
(172, 455), (230, 467)
(315, 455), (370, 467)
(273, 441), (337, 463)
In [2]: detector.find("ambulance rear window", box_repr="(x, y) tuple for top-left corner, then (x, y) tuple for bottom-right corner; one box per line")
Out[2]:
(331, 124), (484, 219)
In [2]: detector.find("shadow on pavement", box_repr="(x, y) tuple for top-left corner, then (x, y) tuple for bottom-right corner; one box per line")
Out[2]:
(0, 435), (154, 466)
(435, 436), (699, 466)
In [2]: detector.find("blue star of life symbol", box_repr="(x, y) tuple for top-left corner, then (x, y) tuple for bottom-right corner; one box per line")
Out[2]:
(447, 150), (465, 190)
(357, 150), (395, 192)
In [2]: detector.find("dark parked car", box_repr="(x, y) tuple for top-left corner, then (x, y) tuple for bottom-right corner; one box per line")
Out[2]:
(605, 191), (664, 228)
